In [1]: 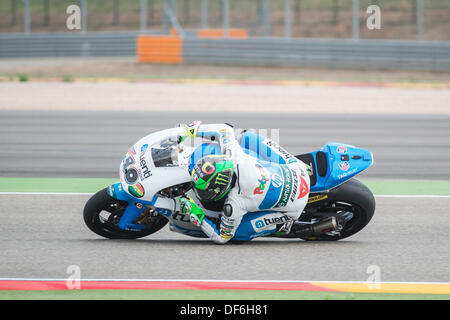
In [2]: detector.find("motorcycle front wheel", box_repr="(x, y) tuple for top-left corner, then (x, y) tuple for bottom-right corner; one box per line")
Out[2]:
(83, 188), (168, 239)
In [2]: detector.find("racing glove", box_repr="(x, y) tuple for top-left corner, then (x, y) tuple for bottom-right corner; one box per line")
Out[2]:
(177, 121), (202, 139)
(179, 196), (205, 227)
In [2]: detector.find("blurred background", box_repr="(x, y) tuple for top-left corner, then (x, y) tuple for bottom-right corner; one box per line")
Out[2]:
(0, 0), (449, 69)
(1, 0), (449, 40)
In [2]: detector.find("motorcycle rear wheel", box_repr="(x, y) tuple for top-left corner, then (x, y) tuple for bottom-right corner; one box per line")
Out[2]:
(299, 179), (375, 241)
(83, 188), (168, 239)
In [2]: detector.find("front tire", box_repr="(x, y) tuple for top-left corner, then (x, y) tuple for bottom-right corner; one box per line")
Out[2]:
(83, 188), (168, 239)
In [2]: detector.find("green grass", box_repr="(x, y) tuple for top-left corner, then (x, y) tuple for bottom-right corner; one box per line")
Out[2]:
(0, 177), (116, 193)
(0, 177), (449, 196)
(16, 73), (29, 82)
(361, 179), (450, 196)
(1, 289), (449, 300)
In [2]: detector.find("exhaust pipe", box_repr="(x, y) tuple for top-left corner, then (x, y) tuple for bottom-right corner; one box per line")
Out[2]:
(293, 217), (338, 237)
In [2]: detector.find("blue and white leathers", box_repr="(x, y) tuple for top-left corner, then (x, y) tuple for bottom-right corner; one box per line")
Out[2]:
(190, 124), (310, 244)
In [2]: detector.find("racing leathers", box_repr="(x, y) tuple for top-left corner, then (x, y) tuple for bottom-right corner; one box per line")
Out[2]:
(179, 122), (310, 244)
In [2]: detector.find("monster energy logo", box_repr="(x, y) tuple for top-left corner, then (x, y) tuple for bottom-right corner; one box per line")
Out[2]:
(274, 165), (293, 208)
(215, 173), (229, 186)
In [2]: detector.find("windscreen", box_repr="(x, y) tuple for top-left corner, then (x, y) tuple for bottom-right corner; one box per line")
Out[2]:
(151, 136), (180, 167)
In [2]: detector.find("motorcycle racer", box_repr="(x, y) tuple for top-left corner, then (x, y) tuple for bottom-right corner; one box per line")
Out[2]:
(178, 121), (311, 244)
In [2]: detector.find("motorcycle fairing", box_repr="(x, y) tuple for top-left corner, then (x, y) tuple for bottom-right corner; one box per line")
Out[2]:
(120, 128), (192, 203)
(107, 182), (175, 231)
(296, 142), (374, 192)
(239, 131), (374, 192)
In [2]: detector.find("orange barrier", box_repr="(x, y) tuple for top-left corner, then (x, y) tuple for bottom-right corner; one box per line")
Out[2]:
(197, 28), (248, 39)
(136, 35), (182, 64)
(137, 29), (247, 64)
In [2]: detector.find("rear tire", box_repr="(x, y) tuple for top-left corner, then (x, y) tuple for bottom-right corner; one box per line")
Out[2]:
(300, 179), (375, 241)
(83, 188), (168, 239)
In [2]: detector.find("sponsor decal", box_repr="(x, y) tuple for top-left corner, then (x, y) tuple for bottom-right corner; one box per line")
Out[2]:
(274, 165), (293, 208)
(139, 153), (152, 179)
(253, 163), (269, 195)
(290, 169), (299, 202)
(339, 161), (350, 171)
(135, 202), (143, 209)
(298, 175), (309, 199)
(251, 214), (292, 232)
(263, 139), (296, 164)
(122, 156), (135, 175)
(271, 174), (283, 188)
(336, 145), (347, 154)
(126, 147), (136, 158)
(215, 172), (230, 186)
(262, 215), (292, 225)
(201, 162), (215, 175)
(307, 194), (328, 204)
(190, 215), (202, 227)
(139, 143), (150, 173)
(337, 168), (358, 179)
(185, 121), (201, 138)
(128, 183), (145, 198)
(140, 144), (148, 153)
(220, 217), (234, 239)
(255, 220), (265, 229)
(124, 167), (139, 184)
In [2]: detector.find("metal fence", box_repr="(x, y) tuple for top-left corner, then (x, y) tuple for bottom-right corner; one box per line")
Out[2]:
(1, 0), (449, 70)
(1, 32), (449, 70)
(2, 0), (450, 41)
(0, 32), (139, 57)
(183, 38), (450, 70)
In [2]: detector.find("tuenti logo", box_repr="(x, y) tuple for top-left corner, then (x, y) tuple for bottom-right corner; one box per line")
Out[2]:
(255, 220), (265, 228)
(139, 153), (152, 179)
(262, 215), (292, 226)
(252, 214), (293, 232)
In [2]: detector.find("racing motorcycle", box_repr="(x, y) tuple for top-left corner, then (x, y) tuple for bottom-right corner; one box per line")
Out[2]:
(83, 127), (375, 242)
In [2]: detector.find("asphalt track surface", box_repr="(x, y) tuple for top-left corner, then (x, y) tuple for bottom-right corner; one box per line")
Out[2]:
(1, 194), (449, 282)
(1, 110), (450, 179)
(1, 110), (449, 283)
